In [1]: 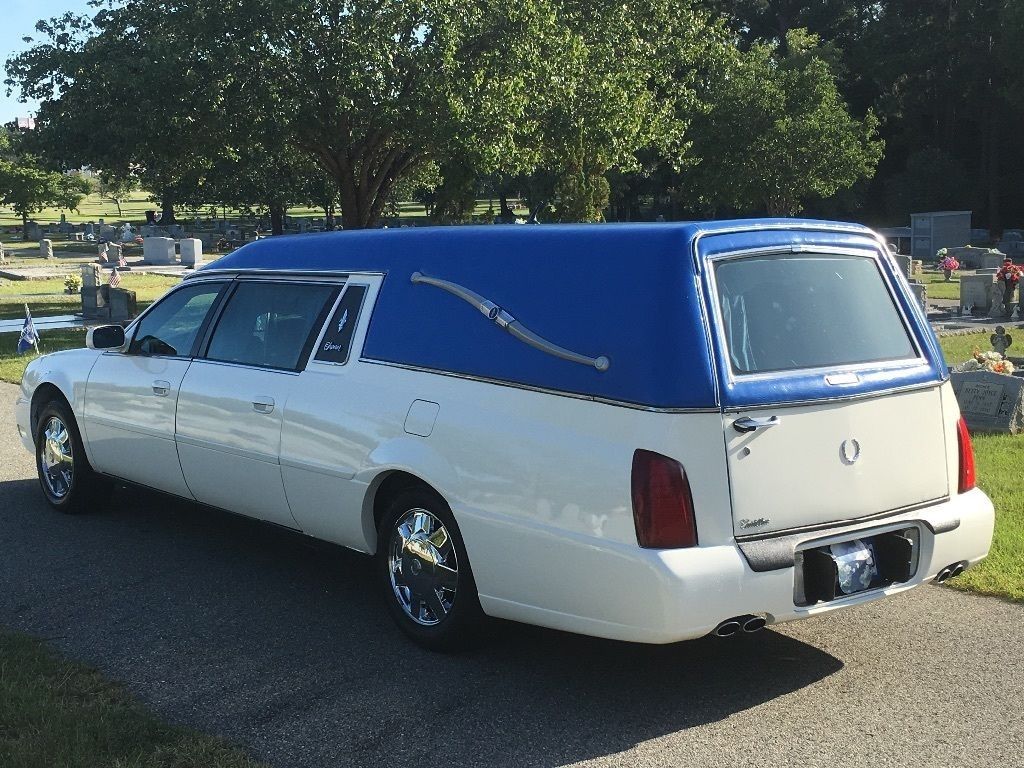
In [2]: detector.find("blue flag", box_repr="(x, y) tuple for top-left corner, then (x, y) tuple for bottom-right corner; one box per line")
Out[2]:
(18, 304), (40, 355)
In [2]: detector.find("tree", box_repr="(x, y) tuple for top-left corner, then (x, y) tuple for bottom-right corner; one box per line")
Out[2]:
(97, 174), (137, 219)
(0, 160), (91, 238)
(681, 29), (882, 216)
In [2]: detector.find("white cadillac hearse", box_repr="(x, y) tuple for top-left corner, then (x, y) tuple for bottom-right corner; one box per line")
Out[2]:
(15, 220), (994, 650)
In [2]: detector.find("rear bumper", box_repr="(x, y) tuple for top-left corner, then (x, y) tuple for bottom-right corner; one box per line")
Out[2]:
(475, 488), (995, 644)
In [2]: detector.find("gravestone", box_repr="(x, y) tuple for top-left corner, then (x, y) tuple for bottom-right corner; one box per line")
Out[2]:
(0, 242), (6, 265)
(960, 274), (996, 314)
(97, 242), (109, 263)
(178, 238), (204, 268)
(100, 224), (117, 240)
(81, 285), (108, 319)
(79, 263), (100, 289)
(39, 239), (54, 259)
(109, 242), (123, 263)
(119, 223), (135, 242)
(911, 260), (923, 276)
(977, 267), (999, 275)
(108, 288), (137, 321)
(951, 370), (1024, 434)
(85, 222), (95, 237)
(166, 224), (185, 239)
(893, 253), (912, 280)
(908, 281), (927, 312)
(26, 221), (41, 240)
(143, 236), (176, 265)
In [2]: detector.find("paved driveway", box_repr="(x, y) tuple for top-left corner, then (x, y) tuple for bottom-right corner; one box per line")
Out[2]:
(2, 382), (1022, 767)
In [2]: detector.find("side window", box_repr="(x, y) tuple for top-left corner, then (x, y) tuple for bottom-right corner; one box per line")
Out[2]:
(205, 282), (337, 370)
(129, 282), (226, 357)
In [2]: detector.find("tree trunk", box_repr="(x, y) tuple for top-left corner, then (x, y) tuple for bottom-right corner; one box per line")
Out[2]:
(115, 199), (123, 218)
(21, 211), (28, 241)
(323, 202), (336, 231)
(270, 202), (285, 235)
(160, 200), (176, 225)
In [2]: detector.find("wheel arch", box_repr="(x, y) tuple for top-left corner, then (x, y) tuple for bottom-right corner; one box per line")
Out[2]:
(30, 382), (73, 436)
(361, 469), (443, 554)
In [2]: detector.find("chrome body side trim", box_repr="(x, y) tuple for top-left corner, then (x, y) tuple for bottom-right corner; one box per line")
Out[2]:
(356, 358), (718, 414)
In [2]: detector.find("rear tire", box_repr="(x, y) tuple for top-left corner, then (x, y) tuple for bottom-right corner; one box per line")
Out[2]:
(376, 488), (485, 651)
(34, 400), (107, 514)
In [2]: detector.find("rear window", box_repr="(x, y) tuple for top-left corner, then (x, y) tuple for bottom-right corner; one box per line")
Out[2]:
(713, 253), (916, 375)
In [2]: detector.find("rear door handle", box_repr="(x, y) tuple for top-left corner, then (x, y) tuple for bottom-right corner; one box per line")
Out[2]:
(152, 380), (171, 397)
(252, 397), (275, 414)
(732, 415), (780, 433)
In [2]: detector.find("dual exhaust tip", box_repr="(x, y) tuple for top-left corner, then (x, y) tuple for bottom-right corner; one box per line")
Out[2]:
(713, 614), (767, 637)
(934, 561), (968, 584)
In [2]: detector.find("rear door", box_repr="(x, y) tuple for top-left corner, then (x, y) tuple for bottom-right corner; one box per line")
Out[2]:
(702, 233), (950, 537)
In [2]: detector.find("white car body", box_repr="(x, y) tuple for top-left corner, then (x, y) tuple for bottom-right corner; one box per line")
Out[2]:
(15, 221), (995, 644)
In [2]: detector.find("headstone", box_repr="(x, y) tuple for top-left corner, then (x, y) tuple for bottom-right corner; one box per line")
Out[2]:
(143, 236), (176, 265)
(178, 238), (204, 268)
(81, 285), (108, 319)
(119, 223), (135, 242)
(960, 274), (996, 314)
(977, 268), (999, 275)
(79, 263), (100, 288)
(298, 219), (310, 234)
(108, 289), (138, 321)
(951, 370), (1024, 434)
(85, 222), (95, 237)
(39, 238), (54, 259)
(911, 260), (923, 276)
(97, 241), (109, 263)
(166, 224), (185, 238)
(979, 252), (1005, 270)
(26, 221), (41, 240)
(109, 242), (123, 263)
(0, 242), (6, 265)
(893, 253), (912, 280)
(907, 281), (927, 313)
(100, 224), (117, 240)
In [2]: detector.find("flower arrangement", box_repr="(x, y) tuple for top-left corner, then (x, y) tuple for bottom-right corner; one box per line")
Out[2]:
(939, 255), (960, 271)
(63, 273), (82, 294)
(955, 349), (1016, 375)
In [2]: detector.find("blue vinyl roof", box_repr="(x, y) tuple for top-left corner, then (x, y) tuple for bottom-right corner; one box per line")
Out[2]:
(203, 220), (944, 409)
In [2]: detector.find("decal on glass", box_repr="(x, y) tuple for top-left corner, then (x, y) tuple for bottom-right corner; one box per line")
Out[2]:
(315, 284), (367, 364)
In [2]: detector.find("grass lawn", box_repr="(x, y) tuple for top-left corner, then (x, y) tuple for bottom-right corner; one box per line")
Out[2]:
(920, 270), (961, 300)
(0, 274), (180, 383)
(935, 332), (1024, 602)
(0, 630), (264, 768)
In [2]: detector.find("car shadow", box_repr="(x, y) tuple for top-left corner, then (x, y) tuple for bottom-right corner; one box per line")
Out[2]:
(0, 478), (843, 768)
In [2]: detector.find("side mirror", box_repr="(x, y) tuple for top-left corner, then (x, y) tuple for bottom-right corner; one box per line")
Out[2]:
(86, 324), (126, 350)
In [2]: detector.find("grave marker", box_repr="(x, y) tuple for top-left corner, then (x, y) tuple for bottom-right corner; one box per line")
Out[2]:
(951, 370), (1024, 434)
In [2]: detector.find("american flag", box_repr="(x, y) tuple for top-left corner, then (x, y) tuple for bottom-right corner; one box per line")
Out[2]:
(118, 252), (128, 268)
(108, 268), (121, 288)
(17, 304), (40, 355)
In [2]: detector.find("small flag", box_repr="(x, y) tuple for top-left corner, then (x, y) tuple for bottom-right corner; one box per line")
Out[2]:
(18, 304), (40, 355)
(108, 268), (121, 288)
(118, 252), (128, 268)
(98, 242), (108, 262)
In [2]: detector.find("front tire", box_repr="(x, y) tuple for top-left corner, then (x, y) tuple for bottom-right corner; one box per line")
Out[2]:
(376, 488), (485, 651)
(34, 400), (104, 514)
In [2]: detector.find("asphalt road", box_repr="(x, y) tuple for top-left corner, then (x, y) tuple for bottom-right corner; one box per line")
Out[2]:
(2, 381), (1023, 768)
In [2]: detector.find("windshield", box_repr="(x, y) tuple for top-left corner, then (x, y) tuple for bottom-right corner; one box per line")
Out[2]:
(713, 252), (917, 375)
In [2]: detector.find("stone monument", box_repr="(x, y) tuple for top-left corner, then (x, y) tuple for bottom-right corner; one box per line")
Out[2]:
(108, 289), (138, 321)
(951, 370), (1024, 434)
(79, 263), (100, 289)
(178, 238), (204, 268)
(142, 236), (176, 265)
(991, 326), (1013, 357)
(40, 238), (54, 259)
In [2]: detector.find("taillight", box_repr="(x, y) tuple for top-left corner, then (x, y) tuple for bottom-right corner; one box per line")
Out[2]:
(631, 449), (698, 548)
(956, 416), (976, 493)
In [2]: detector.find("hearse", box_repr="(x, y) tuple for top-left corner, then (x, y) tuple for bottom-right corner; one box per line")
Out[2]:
(16, 220), (994, 650)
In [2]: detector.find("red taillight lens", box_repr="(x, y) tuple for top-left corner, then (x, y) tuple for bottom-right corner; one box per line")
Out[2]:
(956, 416), (976, 493)
(631, 449), (698, 548)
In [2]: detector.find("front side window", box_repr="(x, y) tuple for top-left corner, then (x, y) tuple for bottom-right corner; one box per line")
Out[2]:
(205, 281), (337, 370)
(129, 281), (226, 357)
(714, 253), (916, 375)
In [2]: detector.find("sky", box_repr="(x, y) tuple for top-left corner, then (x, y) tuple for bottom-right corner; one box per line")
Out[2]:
(1, 0), (95, 123)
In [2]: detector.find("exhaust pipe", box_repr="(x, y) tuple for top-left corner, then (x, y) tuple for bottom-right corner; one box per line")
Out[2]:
(934, 561), (968, 583)
(713, 619), (742, 637)
(742, 615), (767, 633)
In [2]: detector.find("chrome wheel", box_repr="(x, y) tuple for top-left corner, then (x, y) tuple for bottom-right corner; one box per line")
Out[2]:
(388, 508), (459, 626)
(40, 416), (74, 500)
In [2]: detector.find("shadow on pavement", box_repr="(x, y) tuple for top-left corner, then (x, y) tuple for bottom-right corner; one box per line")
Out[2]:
(0, 478), (842, 768)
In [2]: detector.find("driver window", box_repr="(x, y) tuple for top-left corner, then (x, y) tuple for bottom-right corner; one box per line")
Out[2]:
(128, 282), (225, 357)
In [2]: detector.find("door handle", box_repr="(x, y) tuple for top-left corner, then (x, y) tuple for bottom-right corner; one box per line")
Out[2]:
(732, 415), (780, 433)
(152, 380), (171, 397)
(252, 397), (275, 414)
